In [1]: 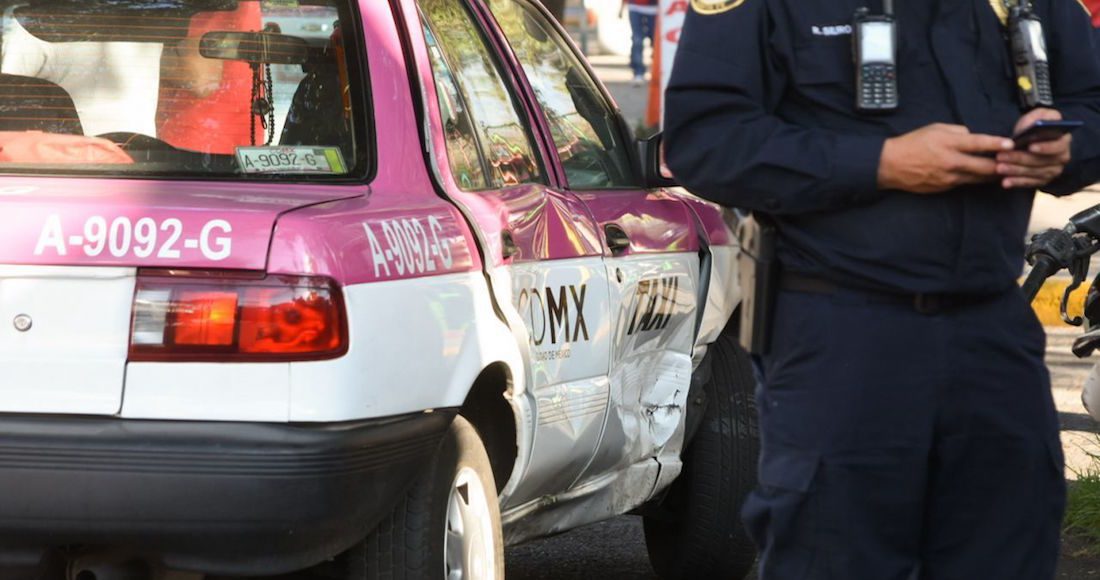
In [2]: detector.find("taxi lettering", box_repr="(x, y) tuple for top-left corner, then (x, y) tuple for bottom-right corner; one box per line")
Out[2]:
(34, 215), (233, 261)
(363, 216), (454, 279)
(517, 284), (590, 347)
(627, 277), (681, 336)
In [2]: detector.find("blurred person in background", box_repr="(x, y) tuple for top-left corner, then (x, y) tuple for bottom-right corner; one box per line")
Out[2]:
(622, 0), (656, 85)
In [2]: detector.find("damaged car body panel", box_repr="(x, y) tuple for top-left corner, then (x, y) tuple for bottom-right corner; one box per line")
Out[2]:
(396, 0), (746, 547)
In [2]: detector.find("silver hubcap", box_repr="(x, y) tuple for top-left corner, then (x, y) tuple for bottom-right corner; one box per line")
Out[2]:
(444, 467), (496, 580)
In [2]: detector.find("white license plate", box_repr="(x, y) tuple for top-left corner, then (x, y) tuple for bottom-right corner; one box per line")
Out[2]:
(236, 146), (347, 174)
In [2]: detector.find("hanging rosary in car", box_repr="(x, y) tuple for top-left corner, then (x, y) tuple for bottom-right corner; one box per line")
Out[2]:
(250, 62), (275, 146)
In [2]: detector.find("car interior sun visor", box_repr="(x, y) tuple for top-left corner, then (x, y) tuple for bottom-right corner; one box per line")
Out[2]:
(13, 0), (238, 43)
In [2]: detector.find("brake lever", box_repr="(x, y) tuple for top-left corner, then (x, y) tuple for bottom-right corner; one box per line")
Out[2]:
(1061, 237), (1096, 326)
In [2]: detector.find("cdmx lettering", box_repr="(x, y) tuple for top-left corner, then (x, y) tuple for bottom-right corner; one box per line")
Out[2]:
(516, 284), (589, 346)
(627, 277), (681, 336)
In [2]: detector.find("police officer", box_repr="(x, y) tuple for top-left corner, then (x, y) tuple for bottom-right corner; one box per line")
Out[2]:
(664, 0), (1100, 576)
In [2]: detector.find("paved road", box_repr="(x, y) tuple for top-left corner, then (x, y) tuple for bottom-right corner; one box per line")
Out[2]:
(507, 513), (1100, 580)
(506, 516), (659, 580)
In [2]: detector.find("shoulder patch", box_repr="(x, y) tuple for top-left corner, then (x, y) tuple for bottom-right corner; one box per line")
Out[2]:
(691, 0), (748, 14)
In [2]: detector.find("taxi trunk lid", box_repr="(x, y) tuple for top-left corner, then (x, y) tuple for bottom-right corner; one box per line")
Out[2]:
(1, 266), (134, 414)
(0, 178), (362, 270)
(0, 178), (361, 415)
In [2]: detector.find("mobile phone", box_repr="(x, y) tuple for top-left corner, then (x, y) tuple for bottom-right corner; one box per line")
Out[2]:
(1013, 120), (1082, 150)
(853, 10), (898, 113)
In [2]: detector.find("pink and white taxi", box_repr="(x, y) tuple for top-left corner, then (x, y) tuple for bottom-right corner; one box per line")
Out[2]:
(0, 0), (757, 578)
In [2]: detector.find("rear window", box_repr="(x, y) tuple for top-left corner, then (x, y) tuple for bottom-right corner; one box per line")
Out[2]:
(0, 0), (367, 179)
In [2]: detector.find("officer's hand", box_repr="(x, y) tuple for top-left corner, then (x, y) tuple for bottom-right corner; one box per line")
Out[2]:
(878, 124), (1014, 194)
(997, 108), (1072, 190)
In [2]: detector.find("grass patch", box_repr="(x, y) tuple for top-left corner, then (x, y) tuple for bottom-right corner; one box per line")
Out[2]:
(1066, 466), (1100, 557)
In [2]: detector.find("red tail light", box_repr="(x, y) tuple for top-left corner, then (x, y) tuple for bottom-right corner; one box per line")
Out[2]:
(130, 272), (347, 362)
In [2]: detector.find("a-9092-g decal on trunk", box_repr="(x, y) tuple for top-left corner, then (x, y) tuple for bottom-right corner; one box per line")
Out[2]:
(35, 215), (233, 261)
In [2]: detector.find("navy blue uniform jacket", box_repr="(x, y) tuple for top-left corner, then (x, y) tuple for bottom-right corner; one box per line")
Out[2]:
(665, 0), (1100, 294)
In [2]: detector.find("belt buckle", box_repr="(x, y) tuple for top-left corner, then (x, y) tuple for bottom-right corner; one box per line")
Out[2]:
(913, 293), (942, 315)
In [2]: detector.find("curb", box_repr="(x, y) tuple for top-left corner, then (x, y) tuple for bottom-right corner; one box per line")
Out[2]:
(1034, 277), (1090, 328)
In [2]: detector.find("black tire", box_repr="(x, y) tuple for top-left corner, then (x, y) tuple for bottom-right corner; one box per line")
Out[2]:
(296, 416), (504, 580)
(643, 333), (759, 580)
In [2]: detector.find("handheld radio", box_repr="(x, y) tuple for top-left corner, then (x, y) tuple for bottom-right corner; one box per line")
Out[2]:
(853, 0), (898, 113)
(1007, 0), (1053, 109)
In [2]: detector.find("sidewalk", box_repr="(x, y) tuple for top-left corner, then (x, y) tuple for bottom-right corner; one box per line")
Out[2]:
(1033, 188), (1100, 234)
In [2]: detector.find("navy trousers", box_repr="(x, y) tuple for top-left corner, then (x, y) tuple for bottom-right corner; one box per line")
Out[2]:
(743, 287), (1065, 579)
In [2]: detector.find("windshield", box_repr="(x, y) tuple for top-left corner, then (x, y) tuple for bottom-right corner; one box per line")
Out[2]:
(0, 0), (365, 179)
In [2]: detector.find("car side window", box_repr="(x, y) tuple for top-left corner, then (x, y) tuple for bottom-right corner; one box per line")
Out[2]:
(419, 0), (543, 189)
(421, 21), (490, 190)
(487, 0), (638, 190)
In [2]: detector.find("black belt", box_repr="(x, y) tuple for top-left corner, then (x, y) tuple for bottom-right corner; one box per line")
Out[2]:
(780, 272), (990, 315)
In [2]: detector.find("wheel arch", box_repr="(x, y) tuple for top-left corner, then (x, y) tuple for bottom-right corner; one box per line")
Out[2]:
(460, 361), (519, 494)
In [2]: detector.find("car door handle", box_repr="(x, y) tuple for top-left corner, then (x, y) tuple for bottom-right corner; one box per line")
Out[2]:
(605, 224), (631, 254)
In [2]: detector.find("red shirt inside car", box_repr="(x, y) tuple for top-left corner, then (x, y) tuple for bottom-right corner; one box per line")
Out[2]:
(156, 4), (262, 154)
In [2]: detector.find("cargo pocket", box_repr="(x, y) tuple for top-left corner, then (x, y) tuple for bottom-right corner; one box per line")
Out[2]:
(742, 445), (821, 579)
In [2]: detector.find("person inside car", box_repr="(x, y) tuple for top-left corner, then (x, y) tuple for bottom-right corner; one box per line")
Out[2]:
(157, 3), (262, 153)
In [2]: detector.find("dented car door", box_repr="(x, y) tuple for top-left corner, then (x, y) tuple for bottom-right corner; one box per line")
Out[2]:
(481, 0), (702, 493)
(410, 0), (614, 508)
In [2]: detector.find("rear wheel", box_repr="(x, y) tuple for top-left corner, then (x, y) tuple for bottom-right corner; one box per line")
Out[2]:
(643, 333), (759, 579)
(298, 416), (503, 580)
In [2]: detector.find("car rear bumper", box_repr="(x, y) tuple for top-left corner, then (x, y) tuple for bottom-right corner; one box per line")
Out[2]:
(0, 410), (456, 576)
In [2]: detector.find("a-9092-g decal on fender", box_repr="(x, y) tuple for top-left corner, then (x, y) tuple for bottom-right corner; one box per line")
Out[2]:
(363, 216), (453, 278)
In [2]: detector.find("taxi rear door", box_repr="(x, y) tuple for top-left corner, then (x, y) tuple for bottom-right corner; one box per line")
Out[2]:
(479, 0), (703, 492)
(402, 0), (614, 509)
